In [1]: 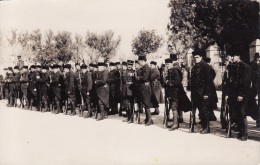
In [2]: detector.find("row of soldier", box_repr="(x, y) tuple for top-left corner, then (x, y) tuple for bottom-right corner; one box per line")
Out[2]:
(0, 51), (259, 141)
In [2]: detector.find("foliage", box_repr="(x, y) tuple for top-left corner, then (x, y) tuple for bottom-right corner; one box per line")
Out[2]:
(132, 29), (164, 56)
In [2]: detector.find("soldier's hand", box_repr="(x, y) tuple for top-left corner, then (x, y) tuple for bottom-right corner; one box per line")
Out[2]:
(36, 76), (40, 79)
(145, 82), (149, 86)
(237, 96), (243, 102)
(203, 95), (208, 99)
(87, 92), (89, 96)
(34, 88), (37, 91)
(225, 96), (228, 102)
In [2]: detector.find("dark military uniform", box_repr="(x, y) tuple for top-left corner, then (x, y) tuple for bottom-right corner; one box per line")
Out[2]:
(74, 68), (82, 105)
(80, 64), (93, 117)
(50, 65), (62, 114)
(121, 66), (135, 122)
(136, 61), (153, 125)
(0, 74), (4, 100)
(95, 63), (109, 120)
(191, 60), (216, 133)
(227, 60), (251, 140)
(28, 67), (38, 109)
(250, 57), (260, 127)
(150, 66), (163, 114)
(63, 65), (76, 115)
(108, 65), (120, 114)
(20, 68), (29, 108)
(6, 68), (15, 107)
(35, 67), (50, 112)
(13, 68), (21, 107)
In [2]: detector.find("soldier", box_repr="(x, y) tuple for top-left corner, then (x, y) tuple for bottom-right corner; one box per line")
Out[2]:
(20, 66), (29, 109)
(63, 64), (76, 115)
(89, 63), (98, 116)
(164, 57), (181, 130)
(50, 64), (62, 114)
(121, 60), (135, 123)
(203, 57), (218, 121)
(136, 55), (153, 126)
(17, 55), (24, 70)
(108, 62), (120, 115)
(115, 62), (123, 116)
(251, 53), (260, 127)
(0, 71), (3, 100)
(13, 66), (21, 107)
(226, 52), (251, 140)
(74, 62), (82, 107)
(190, 50), (216, 134)
(6, 67), (15, 107)
(150, 61), (163, 115)
(35, 65), (50, 112)
(28, 65), (37, 110)
(2, 68), (8, 99)
(80, 63), (93, 118)
(95, 62), (109, 121)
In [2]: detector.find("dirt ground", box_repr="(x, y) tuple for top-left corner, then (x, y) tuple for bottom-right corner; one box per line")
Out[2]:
(0, 99), (259, 165)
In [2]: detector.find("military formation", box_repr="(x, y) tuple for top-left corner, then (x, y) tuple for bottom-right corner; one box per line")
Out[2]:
(0, 51), (259, 141)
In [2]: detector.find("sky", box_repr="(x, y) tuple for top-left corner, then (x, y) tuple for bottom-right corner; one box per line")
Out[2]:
(0, 0), (170, 60)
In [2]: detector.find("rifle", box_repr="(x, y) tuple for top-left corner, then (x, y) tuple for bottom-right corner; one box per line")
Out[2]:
(37, 74), (42, 112)
(226, 103), (232, 138)
(189, 100), (195, 133)
(79, 71), (85, 117)
(163, 96), (169, 128)
(16, 89), (21, 108)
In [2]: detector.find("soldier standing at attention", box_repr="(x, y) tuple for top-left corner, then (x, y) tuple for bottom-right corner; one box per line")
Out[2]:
(6, 67), (15, 107)
(13, 66), (21, 107)
(74, 62), (82, 107)
(28, 65), (37, 110)
(227, 52), (251, 141)
(191, 50), (216, 134)
(20, 66), (29, 109)
(95, 62), (109, 121)
(122, 60), (135, 123)
(63, 64), (76, 115)
(137, 55), (153, 126)
(251, 53), (260, 127)
(80, 63), (93, 118)
(164, 57), (182, 130)
(50, 64), (62, 114)
(150, 61), (163, 115)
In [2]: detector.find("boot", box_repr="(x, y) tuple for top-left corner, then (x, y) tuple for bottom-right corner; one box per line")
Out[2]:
(151, 107), (159, 115)
(70, 102), (76, 115)
(84, 105), (92, 118)
(238, 118), (248, 141)
(201, 122), (210, 134)
(96, 105), (105, 121)
(169, 110), (179, 131)
(128, 108), (134, 124)
(142, 108), (149, 124)
(55, 102), (61, 114)
(145, 108), (153, 126)
(178, 110), (184, 123)
(123, 108), (130, 122)
(43, 101), (49, 112)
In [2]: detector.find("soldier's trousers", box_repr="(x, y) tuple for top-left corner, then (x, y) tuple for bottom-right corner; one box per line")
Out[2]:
(21, 86), (29, 107)
(122, 96), (134, 119)
(193, 99), (210, 128)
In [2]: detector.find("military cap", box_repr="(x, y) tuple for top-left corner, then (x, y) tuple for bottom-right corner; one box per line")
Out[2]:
(192, 50), (203, 57)
(229, 49), (240, 57)
(64, 64), (72, 69)
(93, 64), (98, 68)
(13, 66), (19, 70)
(161, 64), (165, 67)
(23, 66), (28, 69)
(8, 67), (13, 71)
(150, 61), (157, 65)
(3, 68), (7, 70)
(89, 63), (94, 67)
(80, 64), (88, 69)
(138, 55), (147, 61)
(122, 61), (127, 66)
(170, 54), (178, 61)
(52, 64), (59, 69)
(30, 65), (35, 69)
(255, 52), (260, 59)
(109, 62), (115, 66)
(98, 62), (106, 67)
(115, 62), (121, 65)
(165, 58), (173, 64)
(203, 57), (211, 63)
(41, 65), (49, 70)
(127, 60), (134, 65)
(17, 55), (21, 58)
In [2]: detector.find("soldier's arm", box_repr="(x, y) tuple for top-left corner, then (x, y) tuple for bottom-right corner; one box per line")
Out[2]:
(87, 72), (93, 92)
(203, 64), (214, 96)
(95, 72), (108, 86)
(68, 72), (75, 93)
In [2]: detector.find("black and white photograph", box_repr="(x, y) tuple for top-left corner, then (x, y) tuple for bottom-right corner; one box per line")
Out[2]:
(0, 0), (259, 164)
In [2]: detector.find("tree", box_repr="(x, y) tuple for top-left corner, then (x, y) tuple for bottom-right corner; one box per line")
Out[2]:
(132, 29), (164, 56)
(54, 31), (73, 63)
(168, 0), (259, 62)
(85, 30), (121, 63)
(72, 33), (86, 63)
